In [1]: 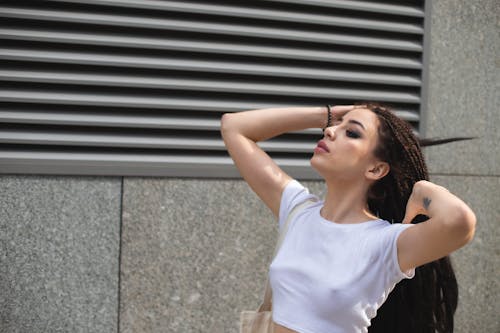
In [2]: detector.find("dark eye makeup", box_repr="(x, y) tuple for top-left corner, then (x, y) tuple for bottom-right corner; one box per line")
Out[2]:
(346, 129), (361, 138)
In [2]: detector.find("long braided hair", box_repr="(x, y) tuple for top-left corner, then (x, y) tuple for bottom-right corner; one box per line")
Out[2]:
(362, 102), (459, 333)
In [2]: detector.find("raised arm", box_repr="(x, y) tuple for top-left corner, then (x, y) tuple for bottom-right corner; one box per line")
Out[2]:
(398, 180), (476, 271)
(220, 106), (327, 217)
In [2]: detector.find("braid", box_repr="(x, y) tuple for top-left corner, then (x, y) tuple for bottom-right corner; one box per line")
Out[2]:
(359, 102), (458, 333)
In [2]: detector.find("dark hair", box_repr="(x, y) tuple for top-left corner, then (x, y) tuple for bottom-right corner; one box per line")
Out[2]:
(361, 102), (462, 333)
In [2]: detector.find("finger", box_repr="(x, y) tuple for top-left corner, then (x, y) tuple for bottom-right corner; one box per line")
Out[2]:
(402, 201), (418, 224)
(330, 105), (356, 119)
(402, 215), (412, 224)
(331, 104), (368, 116)
(331, 105), (356, 112)
(402, 211), (414, 224)
(401, 207), (410, 223)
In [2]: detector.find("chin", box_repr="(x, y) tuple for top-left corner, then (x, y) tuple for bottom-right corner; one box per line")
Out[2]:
(310, 156), (328, 178)
(311, 156), (358, 181)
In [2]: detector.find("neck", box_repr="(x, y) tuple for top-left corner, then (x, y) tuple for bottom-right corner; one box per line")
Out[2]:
(321, 178), (378, 224)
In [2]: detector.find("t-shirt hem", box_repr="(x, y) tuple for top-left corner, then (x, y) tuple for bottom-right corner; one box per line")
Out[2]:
(273, 317), (319, 333)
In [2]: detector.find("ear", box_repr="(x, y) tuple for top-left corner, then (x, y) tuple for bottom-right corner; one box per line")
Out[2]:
(365, 161), (390, 181)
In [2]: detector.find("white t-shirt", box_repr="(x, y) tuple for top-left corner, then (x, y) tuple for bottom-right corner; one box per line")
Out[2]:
(269, 180), (415, 333)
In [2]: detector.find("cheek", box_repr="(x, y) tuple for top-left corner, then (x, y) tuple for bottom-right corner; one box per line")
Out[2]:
(340, 142), (377, 173)
(310, 138), (375, 172)
(311, 142), (366, 171)
(342, 141), (369, 160)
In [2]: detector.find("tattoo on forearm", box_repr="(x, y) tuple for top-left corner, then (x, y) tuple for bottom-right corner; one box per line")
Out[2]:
(423, 197), (432, 210)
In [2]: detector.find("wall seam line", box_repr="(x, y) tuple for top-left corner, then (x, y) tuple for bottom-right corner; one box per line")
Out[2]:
(429, 173), (499, 177)
(117, 176), (124, 333)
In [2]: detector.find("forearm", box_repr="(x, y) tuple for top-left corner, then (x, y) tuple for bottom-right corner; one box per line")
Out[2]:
(220, 106), (327, 142)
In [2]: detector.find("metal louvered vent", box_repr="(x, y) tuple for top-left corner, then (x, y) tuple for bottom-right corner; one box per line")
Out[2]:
(0, 0), (428, 178)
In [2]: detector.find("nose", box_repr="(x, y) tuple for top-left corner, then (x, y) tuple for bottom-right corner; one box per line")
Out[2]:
(324, 126), (337, 140)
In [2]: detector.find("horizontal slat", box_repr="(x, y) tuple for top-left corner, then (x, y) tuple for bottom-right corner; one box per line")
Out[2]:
(0, 109), (221, 130)
(0, 85), (420, 104)
(0, 109), (324, 135)
(4, 112), (215, 131)
(0, 89), (279, 111)
(267, 0), (424, 17)
(0, 70), (422, 100)
(0, 8), (422, 51)
(0, 108), (418, 131)
(46, 0), (423, 34)
(0, 150), (319, 178)
(0, 128), (315, 153)
(395, 110), (419, 122)
(0, 61), (421, 87)
(0, 47), (422, 71)
(0, 31), (422, 69)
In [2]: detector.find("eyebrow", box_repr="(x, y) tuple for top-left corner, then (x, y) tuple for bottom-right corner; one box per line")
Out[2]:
(347, 119), (365, 130)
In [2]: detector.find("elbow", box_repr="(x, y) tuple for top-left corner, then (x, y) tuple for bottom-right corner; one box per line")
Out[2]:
(453, 205), (477, 245)
(220, 112), (235, 138)
(463, 207), (477, 244)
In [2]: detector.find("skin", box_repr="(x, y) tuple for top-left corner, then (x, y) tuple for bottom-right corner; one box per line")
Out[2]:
(310, 108), (390, 225)
(221, 105), (476, 333)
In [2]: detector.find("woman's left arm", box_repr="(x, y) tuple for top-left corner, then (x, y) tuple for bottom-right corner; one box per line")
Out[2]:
(397, 180), (476, 272)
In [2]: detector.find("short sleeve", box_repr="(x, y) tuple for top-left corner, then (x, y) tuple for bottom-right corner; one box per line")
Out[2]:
(382, 223), (416, 282)
(278, 179), (318, 230)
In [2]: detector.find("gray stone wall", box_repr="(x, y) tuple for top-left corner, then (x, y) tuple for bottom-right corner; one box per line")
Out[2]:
(424, 0), (499, 331)
(0, 0), (498, 332)
(118, 178), (325, 333)
(0, 176), (121, 332)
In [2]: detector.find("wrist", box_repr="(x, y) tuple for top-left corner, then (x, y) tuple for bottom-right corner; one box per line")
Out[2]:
(413, 180), (453, 216)
(323, 105), (332, 131)
(307, 106), (330, 130)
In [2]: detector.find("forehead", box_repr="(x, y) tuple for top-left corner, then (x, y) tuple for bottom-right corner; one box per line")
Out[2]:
(344, 108), (379, 134)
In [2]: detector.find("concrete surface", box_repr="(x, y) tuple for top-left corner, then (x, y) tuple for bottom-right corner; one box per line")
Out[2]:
(0, 176), (121, 333)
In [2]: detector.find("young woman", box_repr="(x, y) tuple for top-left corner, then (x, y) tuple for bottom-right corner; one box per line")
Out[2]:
(221, 103), (476, 333)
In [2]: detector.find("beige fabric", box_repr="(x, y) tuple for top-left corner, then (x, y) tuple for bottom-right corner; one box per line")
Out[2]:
(240, 310), (274, 333)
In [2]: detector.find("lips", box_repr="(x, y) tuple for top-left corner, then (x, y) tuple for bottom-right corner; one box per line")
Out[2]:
(315, 140), (330, 153)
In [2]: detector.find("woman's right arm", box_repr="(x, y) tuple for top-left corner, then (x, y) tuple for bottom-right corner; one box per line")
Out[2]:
(220, 106), (327, 217)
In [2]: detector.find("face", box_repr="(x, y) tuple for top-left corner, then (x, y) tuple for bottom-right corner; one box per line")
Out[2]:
(311, 108), (386, 182)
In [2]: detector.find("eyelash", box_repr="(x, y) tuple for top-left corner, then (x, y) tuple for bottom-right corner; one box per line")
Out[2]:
(346, 130), (361, 139)
(334, 119), (361, 139)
